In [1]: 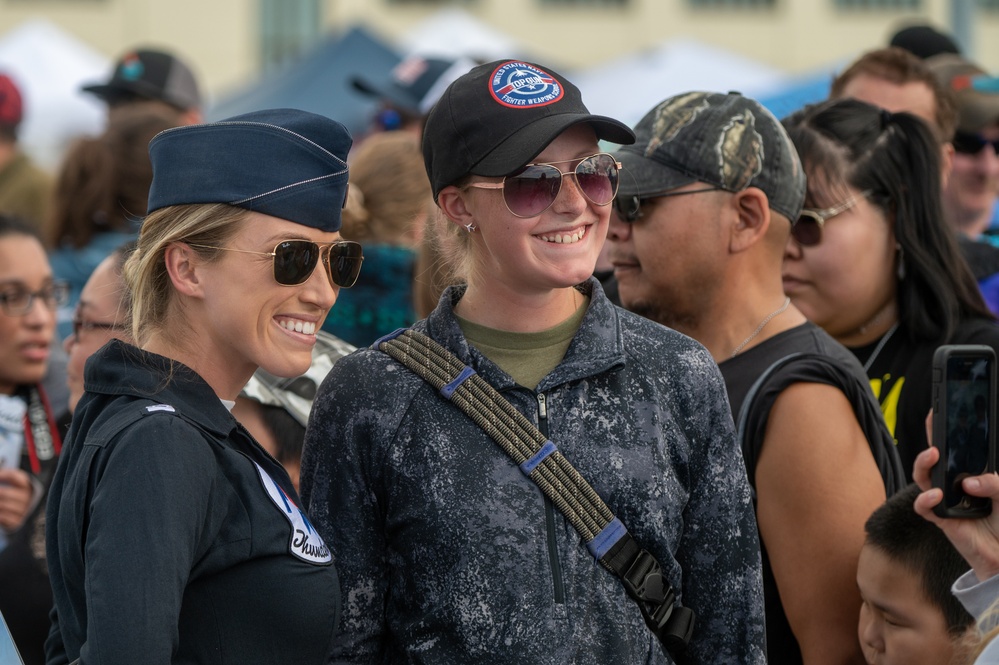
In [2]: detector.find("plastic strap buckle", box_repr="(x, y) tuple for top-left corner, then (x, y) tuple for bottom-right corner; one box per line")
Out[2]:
(620, 548), (695, 656)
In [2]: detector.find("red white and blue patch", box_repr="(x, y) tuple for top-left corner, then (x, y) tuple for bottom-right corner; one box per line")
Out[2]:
(254, 461), (332, 564)
(489, 62), (563, 109)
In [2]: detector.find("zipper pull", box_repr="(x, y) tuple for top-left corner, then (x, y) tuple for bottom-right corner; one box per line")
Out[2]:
(537, 392), (547, 419)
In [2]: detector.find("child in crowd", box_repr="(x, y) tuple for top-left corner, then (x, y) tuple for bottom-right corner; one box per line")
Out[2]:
(857, 484), (977, 665)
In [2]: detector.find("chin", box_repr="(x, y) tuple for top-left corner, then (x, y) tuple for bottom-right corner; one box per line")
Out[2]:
(260, 354), (312, 380)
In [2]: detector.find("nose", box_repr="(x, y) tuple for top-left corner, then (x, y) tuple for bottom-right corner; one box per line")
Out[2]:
(550, 174), (589, 215)
(858, 605), (884, 655)
(307, 260), (338, 311)
(977, 146), (999, 173)
(62, 332), (76, 354)
(607, 208), (632, 242)
(783, 229), (804, 261)
(23, 295), (54, 327)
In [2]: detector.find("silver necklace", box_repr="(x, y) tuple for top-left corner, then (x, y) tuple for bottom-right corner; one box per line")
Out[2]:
(731, 297), (791, 358)
(862, 322), (899, 372)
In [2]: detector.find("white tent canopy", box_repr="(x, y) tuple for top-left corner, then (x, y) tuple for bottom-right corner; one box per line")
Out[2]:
(0, 19), (108, 171)
(399, 8), (530, 63)
(571, 39), (789, 129)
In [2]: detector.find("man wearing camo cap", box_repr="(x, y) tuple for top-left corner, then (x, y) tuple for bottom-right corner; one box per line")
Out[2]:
(607, 91), (904, 665)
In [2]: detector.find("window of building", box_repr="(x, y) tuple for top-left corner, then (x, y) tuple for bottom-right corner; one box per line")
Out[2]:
(687, 0), (775, 7)
(833, 0), (921, 8)
(260, 0), (322, 72)
(539, 0), (629, 5)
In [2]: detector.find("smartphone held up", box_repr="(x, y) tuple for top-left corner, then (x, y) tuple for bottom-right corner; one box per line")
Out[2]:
(931, 345), (997, 518)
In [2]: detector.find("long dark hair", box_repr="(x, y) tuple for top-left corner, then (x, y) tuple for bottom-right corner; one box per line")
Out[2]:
(783, 98), (993, 344)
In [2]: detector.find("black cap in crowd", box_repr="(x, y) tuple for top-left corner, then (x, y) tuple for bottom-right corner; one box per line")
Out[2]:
(889, 24), (961, 60)
(422, 59), (635, 200)
(82, 48), (202, 111)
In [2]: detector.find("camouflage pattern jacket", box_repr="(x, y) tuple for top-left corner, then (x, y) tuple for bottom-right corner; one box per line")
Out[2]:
(301, 279), (765, 664)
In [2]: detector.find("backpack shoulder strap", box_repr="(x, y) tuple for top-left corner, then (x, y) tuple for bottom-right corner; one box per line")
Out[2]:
(376, 328), (695, 659)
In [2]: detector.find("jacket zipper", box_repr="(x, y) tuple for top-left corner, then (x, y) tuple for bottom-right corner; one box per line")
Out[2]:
(537, 392), (567, 613)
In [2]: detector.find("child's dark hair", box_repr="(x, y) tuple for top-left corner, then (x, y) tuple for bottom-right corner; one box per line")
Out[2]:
(865, 483), (974, 634)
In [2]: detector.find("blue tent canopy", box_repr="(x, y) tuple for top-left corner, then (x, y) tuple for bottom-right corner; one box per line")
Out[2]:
(756, 67), (838, 121)
(208, 25), (401, 138)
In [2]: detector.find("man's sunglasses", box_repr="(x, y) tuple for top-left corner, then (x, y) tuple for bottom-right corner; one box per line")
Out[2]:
(188, 240), (364, 288)
(791, 190), (871, 247)
(612, 186), (723, 223)
(952, 130), (999, 156)
(465, 153), (621, 218)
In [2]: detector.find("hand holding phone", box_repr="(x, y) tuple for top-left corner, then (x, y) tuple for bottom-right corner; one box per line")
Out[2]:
(931, 345), (997, 518)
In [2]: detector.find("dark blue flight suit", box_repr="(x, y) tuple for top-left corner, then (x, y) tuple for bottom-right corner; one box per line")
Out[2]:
(45, 340), (339, 665)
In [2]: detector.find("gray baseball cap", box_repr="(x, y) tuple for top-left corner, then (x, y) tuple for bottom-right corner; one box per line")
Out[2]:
(614, 91), (806, 221)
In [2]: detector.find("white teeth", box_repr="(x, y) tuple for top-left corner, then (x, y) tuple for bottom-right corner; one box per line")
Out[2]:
(542, 229), (584, 244)
(279, 320), (316, 335)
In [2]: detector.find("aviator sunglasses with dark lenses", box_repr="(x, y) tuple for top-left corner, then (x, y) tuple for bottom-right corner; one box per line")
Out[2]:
(188, 240), (364, 288)
(952, 130), (999, 156)
(791, 190), (872, 247)
(613, 186), (723, 223)
(465, 153), (621, 218)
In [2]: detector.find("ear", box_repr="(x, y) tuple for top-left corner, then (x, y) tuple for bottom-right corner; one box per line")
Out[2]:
(437, 185), (476, 231)
(729, 187), (770, 254)
(940, 141), (954, 190)
(163, 241), (206, 299)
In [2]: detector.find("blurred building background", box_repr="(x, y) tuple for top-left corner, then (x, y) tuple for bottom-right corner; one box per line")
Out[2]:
(0, 0), (996, 165)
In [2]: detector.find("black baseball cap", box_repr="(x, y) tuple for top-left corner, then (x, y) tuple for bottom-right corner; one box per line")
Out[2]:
(82, 48), (202, 111)
(889, 24), (961, 60)
(422, 59), (635, 200)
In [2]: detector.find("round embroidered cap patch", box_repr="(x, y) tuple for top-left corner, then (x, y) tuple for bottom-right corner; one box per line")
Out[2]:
(489, 61), (563, 109)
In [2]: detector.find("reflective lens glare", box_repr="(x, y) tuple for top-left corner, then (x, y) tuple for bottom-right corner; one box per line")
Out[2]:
(188, 240), (364, 289)
(273, 240), (364, 289)
(952, 131), (999, 156)
(471, 153), (621, 218)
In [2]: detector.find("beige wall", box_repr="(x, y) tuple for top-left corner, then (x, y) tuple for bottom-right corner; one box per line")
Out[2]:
(327, 0), (999, 74)
(2, 0), (999, 101)
(0, 0), (257, 103)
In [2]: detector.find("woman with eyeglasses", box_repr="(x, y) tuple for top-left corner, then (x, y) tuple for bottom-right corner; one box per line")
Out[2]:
(61, 241), (134, 415)
(0, 215), (70, 665)
(45, 109), (363, 665)
(301, 61), (766, 664)
(782, 98), (999, 480)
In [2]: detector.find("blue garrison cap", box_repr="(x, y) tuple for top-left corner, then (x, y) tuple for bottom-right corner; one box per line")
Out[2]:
(147, 108), (352, 231)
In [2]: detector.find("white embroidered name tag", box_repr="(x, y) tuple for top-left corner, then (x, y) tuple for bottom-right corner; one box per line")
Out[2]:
(253, 462), (332, 564)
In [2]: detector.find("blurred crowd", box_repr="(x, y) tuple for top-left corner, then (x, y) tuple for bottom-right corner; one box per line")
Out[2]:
(1, 21), (999, 665)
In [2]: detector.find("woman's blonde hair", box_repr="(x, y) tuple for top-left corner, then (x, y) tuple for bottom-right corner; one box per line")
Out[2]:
(962, 595), (999, 664)
(124, 203), (247, 346)
(339, 132), (430, 245)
